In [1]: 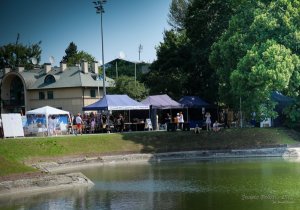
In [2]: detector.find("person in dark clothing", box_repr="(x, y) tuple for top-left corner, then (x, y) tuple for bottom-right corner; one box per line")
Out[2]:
(223, 109), (230, 128)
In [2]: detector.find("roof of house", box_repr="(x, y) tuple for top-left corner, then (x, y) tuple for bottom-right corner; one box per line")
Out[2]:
(16, 66), (114, 90)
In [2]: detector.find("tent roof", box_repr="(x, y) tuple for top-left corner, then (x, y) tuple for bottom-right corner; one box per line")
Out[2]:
(271, 91), (294, 110)
(26, 106), (70, 116)
(178, 96), (210, 108)
(271, 91), (293, 104)
(141, 94), (182, 109)
(83, 94), (149, 111)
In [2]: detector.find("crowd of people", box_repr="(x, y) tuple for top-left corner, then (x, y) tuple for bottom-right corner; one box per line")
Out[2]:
(45, 107), (239, 136)
(162, 108), (238, 134)
(68, 112), (125, 135)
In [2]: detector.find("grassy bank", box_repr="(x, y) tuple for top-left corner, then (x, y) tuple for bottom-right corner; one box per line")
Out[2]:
(0, 128), (299, 177)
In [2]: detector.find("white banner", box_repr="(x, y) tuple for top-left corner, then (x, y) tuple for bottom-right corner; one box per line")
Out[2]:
(1, 113), (24, 138)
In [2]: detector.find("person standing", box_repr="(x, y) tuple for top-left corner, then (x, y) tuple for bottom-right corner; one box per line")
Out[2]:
(48, 115), (57, 136)
(174, 113), (179, 130)
(224, 109), (229, 128)
(179, 112), (184, 130)
(205, 112), (211, 131)
(165, 113), (171, 130)
(90, 118), (96, 133)
(76, 113), (83, 135)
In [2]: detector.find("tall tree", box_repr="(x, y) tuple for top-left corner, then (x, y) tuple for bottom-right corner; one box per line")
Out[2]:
(144, 30), (191, 99)
(109, 76), (149, 101)
(62, 42), (78, 65)
(210, 0), (300, 119)
(0, 41), (42, 69)
(168, 0), (191, 31)
(184, 0), (235, 103)
(62, 42), (95, 66)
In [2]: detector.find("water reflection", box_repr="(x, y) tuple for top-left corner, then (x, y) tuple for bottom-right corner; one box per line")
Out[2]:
(1, 158), (300, 210)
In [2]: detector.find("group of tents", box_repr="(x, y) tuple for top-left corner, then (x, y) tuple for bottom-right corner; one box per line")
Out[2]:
(83, 94), (211, 130)
(21, 94), (210, 137)
(83, 94), (210, 111)
(2, 92), (293, 138)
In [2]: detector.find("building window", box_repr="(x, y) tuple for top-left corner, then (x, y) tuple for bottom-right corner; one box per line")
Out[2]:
(44, 75), (56, 84)
(47, 91), (54, 99)
(39, 92), (45, 100)
(90, 89), (96, 98)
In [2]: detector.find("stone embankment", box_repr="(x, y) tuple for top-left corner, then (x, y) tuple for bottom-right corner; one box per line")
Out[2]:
(1, 146), (300, 197)
(0, 172), (93, 197)
(33, 146), (300, 173)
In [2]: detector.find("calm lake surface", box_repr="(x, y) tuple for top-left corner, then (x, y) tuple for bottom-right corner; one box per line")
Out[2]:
(1, 158), (300, 210)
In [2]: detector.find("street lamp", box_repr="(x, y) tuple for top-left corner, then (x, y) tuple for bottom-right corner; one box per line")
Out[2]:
(93, 0), (107, 96)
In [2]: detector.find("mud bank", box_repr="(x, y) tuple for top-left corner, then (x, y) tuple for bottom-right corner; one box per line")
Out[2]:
(0, 172), (94, 197)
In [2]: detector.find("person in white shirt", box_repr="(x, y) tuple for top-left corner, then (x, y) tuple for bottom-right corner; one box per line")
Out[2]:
(76, 113), (83, 135)
(48, 115), (57, 136)
(179, 112), (184, 130)
(213, 120), (220, 132)
(205, 112), (211, 131)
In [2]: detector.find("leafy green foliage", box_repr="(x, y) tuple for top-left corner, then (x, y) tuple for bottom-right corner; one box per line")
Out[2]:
(0, 41), (42, 69)
(144, 30), (191, 99)
(145, 0), (234, 102)
(210, 0), (300, 119)
(109, 76), (149, 100)
(62, 42), (95, 66)
(105, 59), (149, 81)
(168, 0), (191, 31)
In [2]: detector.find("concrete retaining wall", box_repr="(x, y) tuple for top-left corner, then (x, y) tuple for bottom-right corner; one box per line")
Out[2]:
(0, 172), (94, 197)
(32, 147), (300, 173)
(2, 147), (300, 197)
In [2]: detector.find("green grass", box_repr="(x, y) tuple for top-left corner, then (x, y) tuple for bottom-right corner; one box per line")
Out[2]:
(0, 128), (298, 177)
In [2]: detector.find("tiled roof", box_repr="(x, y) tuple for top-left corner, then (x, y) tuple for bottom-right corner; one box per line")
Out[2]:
(19, 66), (114, 90)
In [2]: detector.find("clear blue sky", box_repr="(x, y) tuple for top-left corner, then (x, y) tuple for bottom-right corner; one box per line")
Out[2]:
(0, 0), (171, 66)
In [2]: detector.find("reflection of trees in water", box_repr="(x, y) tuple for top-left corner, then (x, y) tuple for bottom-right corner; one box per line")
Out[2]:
(0, 186), (90, 209)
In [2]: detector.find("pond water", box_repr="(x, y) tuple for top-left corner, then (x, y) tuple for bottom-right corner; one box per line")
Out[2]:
(1, 158), (300, 210)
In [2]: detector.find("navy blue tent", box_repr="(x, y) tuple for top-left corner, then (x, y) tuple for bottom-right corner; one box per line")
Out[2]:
(83, 94), (149, 111)
(271, 91), (293, 109)
(178, 96), (210, 108)
(178, 96), (211, 126)
(271, 91), (294, 127)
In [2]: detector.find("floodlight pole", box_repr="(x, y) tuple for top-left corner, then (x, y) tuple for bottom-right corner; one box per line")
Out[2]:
(93, 0), (107, 96)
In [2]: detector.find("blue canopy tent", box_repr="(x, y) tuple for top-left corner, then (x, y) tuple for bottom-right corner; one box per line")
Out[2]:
(179, 96), (210, 108)
(178, 96), (211, 127)
(270, 91), (294, 127)
(83, 94), (149, 124)
(83, 94), (149, 111)
(141, 94), (182, 109)
(141, 94), (183, 130)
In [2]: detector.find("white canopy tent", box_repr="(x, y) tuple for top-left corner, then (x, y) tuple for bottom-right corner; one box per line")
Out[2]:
(26, 106), (70, 135)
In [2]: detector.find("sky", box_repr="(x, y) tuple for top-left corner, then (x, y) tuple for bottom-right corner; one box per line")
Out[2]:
(0, 0), (171, 66)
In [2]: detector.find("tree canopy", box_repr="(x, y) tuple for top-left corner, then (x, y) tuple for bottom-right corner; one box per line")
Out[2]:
(62, 42), (95, 66)
(210, 0), (300, 119)
(109, 76), (149, 101)
(0, 41), (42, 70)
(145, 0), (233, 101)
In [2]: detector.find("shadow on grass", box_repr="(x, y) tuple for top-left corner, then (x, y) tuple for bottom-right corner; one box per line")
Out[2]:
(118, 128), (294, 154)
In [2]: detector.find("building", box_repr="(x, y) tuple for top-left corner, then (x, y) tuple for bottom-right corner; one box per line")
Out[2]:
(0, 61), (114, 115)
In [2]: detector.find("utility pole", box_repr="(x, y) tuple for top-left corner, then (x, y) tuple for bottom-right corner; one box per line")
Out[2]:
(138, 44), (143, 61)
(93, 0), (107, 96)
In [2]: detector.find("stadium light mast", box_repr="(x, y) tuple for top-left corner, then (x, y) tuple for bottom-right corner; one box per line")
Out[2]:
(93, 0), (107, 96)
